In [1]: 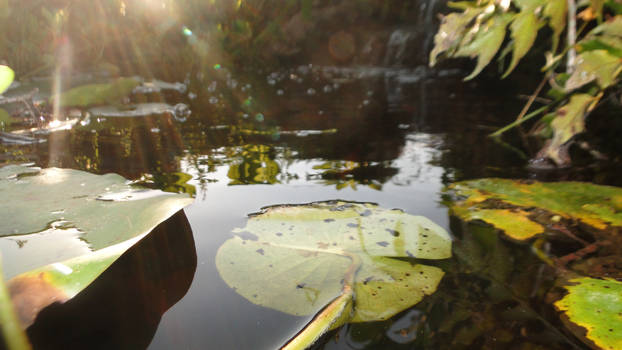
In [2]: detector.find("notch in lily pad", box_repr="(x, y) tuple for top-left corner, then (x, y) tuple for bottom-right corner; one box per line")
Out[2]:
(215, 201), (452, 349)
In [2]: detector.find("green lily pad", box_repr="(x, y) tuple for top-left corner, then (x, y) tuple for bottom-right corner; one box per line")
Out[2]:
(0, 164), (193, 326)
(555, 277), (622, 350)
(216, 201), (451, 328)
(446, 178), (622, 240)
(51, 77), (140, 107)
(0, 65), (14, 95)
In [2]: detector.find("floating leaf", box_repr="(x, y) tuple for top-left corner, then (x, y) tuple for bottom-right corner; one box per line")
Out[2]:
(51, 77), (140, 108)
(504, 12), (539, 77)
(456, 14), (513, 80)
(0, 65), (14, 95)
(447, 178), (622, 238)
(216, 201), (451, 346)
(566, 50), (622, 90)
(555, 277), (622, 350)
(0, 164), (193, 326)
(451, 207), (545, 240)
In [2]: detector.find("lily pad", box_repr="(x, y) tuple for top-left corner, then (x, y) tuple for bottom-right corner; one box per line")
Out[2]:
(216, 201), (451, 331)
(555, 277), (622, 350)
(51, 77), (140, 107)
(0, 164), (193, 326)
(446, 178), (622, 240)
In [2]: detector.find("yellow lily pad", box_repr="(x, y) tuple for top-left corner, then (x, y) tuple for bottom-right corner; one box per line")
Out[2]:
(447, 178), (622, 240)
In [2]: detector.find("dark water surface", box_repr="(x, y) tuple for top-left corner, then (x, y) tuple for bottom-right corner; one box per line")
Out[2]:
(4, 3), (621, 349)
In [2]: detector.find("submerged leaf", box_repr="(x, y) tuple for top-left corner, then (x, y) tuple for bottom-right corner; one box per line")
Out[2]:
(555, 277), (622, 350)
(447, 178), (622, 239)
(51, 77), (140, 108)
(216, 201), (450, 330)
(0, 164), (193, 326)
(565, 50), (622, 91)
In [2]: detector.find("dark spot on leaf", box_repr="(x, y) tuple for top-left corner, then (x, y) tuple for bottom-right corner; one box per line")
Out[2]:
(256, 248), (265, 255)
(296, 283), (306, 289)
(276, 232), (283, 236)
(360, 209), (372, 217)
(269, 264), (273, 268)
(324, 219), (335, 223)
(347, 223), (358, 228)
(419, 271), (424, 274)
(406, 250), (414, 257)
(349, 236), (355, 240)
(317, 242), (330, 249)
(230, 262), (234, 265)
(405, 273), (410, 277)
(363, 277), (373, 285)
(332, 242), (337, 246)
(386, 229), (400, 237)
(422, 234), (428, 238)
(235, 231), (258, 241)
(377, 286), (382, 289)
(376, 241), (389, 247)
(253, 294), (257, 298)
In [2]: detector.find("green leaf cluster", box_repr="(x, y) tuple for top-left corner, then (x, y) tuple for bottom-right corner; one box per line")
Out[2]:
(431, 0), (622, 166)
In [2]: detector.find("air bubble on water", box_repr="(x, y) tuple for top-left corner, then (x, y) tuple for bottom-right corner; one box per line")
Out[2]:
(323, 85), (332, 93)
(255, 113), (264, 122)
(307, 88), (316, 95)
(209, 96), (219, 104)
(208, 81), (217, 92)
(276, 89), (284, 96)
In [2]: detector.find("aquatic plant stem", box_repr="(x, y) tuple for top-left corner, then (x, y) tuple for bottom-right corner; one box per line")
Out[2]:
(0, 259), (32, 350)
(489, 105), (548, 137)
(281, 251), (360, 350)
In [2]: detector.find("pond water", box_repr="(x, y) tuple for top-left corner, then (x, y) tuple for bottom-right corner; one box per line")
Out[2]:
(2, 2), (622, 350)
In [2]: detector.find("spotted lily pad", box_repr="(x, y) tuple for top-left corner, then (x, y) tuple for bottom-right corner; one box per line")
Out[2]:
(446, 178), (622, 240)
(555, 277), (622, 350)
(216, 201), (451, 347)
(0, 164), (193, 326)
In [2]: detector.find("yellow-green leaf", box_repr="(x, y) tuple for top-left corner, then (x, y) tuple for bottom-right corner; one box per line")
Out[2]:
(566, 50), (622, 91)
(0, 65), (14, 95)
(544, 0), (567, 51)
(555, 277), (622, 350)
(429, 7), (483, 66)
(544, 94), (598, 164)
(447, 178), (622, 234)
(503, 12), (540, 77)
(451, 207), (545, 240)
(591, 0), (605, 22)
(456, 14), (513, 80)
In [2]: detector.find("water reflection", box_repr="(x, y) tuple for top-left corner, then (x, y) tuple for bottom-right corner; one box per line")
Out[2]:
(26, 210), (197, 350)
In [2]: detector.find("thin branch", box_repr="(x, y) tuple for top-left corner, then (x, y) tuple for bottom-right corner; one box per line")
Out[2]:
(566, 0), (577, 73)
